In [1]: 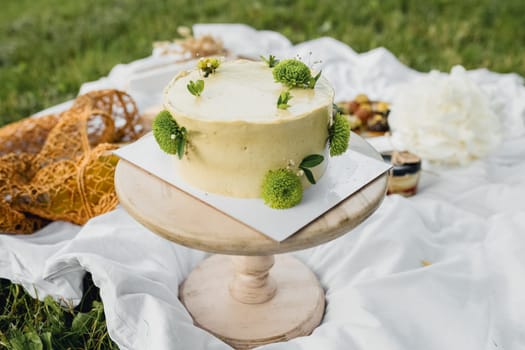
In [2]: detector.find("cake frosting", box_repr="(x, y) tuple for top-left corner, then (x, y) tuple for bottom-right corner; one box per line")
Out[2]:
(162, 59), (334, 198)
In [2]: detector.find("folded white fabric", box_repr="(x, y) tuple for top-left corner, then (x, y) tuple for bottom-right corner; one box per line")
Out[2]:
(0, 221), (83, 303)
(1, 23), (524, 350)
(43, 207), (225, 350)
(42, 197), (525, 350)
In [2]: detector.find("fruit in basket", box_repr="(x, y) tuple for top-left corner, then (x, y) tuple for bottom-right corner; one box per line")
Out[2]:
(354, 93), (369, 104)
(375, 101), (389, 113)
(355, 104), (373, 122)
(367, 114), (389, 133)
(347, 115), (362, 131)
(337, 93), (391, 136)
(347, 100), (360, 114)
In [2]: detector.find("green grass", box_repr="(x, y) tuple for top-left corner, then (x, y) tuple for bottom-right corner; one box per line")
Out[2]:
(1, 0), (525, 348)
(1, 0), (525, 126)
(0, 275), (117, 349)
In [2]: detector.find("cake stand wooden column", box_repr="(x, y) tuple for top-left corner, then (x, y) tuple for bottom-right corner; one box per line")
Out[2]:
(115, 133), (388, 349)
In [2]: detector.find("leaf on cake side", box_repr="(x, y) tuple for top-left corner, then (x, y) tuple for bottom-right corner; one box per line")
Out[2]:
(176, 127), (187, 160)
(299, 154), (324, 185)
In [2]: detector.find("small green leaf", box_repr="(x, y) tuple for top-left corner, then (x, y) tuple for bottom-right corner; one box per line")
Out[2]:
(277, 90), (292, 110)
(196, 79), (204, 91)
(9, 332), (43, 350)
(72, 312), (91, 332)
(176, 136), (186, 160)
(92, 300), (104, 313)
(308, 70), (322, 88)
(260, 54), (279, 67)
(40, 332), (52, 350)
(187, 79), (204, 96)
(300, 154), (324, 168)
(43, 296), (62, 316)
(301, 167), (316, 184)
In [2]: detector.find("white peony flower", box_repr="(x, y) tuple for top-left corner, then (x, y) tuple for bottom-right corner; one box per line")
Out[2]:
(389, 66), (501, 165)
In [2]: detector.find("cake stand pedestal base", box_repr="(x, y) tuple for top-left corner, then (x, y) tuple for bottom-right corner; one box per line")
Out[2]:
(180, 254), (325, 349)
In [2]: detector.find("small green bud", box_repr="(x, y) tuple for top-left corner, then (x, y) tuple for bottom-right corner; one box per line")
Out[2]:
(277, 90), (293, 110)
(197, 57), (221, 77)
(261, 54), (279, 68)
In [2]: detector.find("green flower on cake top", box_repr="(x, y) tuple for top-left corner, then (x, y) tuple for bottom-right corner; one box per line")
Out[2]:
(186, 58), (222, 97)
(273, 59), (322, 89)
(269, 58), (322, 111)
(197, 57), (221, 77)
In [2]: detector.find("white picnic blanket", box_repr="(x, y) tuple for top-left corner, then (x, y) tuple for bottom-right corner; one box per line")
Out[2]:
(1, 24), (524, 350)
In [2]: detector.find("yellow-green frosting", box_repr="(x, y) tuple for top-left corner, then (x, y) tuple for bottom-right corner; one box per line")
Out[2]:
(163, 59), (334, 198)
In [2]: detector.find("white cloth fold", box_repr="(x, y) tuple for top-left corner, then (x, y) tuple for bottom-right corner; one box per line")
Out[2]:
(0, 222), (83, 303)
(1, 24), (524, 350)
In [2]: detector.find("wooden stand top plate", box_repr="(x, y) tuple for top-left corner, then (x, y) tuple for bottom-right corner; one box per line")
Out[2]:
(115, 133), (387, 255)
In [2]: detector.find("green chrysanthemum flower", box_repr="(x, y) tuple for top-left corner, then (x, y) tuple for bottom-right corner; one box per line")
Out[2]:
(329, 113), (350, 156)
(197, 57), (221, 77)
(273, 59), (313, 89)
(261, 169), (303, 209)
(152, 110), (187, 158)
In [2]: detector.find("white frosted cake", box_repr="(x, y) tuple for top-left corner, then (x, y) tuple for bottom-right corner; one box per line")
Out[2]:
(162, 59), (335, 198)
(152, 57), (349, 208)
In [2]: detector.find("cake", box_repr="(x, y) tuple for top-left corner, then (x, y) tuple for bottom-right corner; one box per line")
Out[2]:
(154, 58), (349, 208)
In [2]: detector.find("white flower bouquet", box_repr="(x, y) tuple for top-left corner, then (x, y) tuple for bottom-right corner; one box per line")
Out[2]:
(389, 66), (501, 165)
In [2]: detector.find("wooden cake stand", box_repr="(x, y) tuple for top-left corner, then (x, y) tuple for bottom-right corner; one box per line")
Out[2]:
(114, 134), (387, 349)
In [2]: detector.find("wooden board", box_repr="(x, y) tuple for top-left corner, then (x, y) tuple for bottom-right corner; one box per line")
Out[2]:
(114, 133), (388, 256)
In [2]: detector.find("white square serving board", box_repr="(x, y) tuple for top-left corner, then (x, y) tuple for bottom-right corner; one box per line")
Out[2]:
(114, 133), (390, 242)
